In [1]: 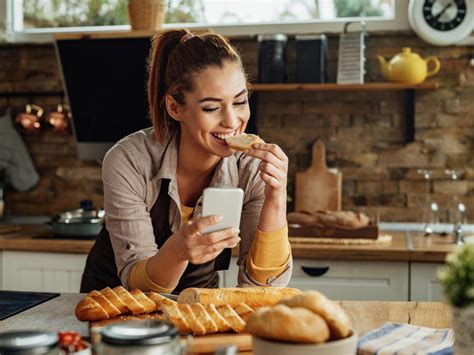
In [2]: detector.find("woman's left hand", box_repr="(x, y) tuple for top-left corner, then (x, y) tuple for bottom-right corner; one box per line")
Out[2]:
(245, 143), (288, 202)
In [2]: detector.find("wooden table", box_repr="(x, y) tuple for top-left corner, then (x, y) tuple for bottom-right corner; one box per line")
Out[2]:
(0, 293), (452, 353)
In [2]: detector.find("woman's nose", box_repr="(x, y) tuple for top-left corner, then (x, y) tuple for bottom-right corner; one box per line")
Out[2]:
(221, 107), (240, 128)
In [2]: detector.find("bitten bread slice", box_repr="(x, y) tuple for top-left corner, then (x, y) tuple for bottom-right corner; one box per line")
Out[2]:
(225, 133), (262, 151)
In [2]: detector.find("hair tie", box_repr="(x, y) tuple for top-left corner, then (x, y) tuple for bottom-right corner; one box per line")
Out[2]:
(180, 33), (194, 44)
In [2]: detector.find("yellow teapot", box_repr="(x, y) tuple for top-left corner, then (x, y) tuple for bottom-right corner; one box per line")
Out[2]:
(377, 47), (440, 85)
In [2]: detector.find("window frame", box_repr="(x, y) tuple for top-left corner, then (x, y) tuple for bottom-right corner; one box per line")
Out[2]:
(2, 0), (410, 43)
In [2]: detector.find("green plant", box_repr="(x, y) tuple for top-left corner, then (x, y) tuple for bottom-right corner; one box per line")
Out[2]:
(438, 245), (474, 308)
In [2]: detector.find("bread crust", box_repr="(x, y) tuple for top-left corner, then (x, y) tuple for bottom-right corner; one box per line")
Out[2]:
(225, 133), (262, 151)
(245, 304), (330, 343)
(178, 286), (302, 309)
(279, 290), (352, 340)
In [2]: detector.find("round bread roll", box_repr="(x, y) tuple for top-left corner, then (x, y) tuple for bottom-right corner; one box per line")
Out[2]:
(225, 133), (262, 151)
(279, 290), (352, 340)
(245, 304), (330, 343)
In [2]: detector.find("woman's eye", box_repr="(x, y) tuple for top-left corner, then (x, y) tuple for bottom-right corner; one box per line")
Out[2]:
(234, 100), (248, 106)
(202, 107), (219, 112)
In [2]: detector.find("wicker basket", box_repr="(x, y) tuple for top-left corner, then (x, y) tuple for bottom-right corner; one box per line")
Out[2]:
(127, 0), (166, 31)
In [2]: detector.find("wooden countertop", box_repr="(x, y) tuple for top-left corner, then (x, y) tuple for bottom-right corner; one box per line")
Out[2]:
(0, 224), (455, 262)
(0, 293), (452, 352)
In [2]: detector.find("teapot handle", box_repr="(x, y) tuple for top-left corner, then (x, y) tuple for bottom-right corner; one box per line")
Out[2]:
(425, 57), (441, 77)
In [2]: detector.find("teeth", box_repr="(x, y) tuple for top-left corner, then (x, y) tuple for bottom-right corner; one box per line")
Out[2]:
(212, 132), (236, 140)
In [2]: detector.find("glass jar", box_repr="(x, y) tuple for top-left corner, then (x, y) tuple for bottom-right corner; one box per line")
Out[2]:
(96, 320), (182, 355)
(0, 331), (60, 355)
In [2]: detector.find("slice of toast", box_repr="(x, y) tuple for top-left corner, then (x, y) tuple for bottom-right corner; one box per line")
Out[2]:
(178, 304), (206, 335)
(216, 304), (246, 333)
(88, 290), (121, 318)
(225, 133), (262, 151)
(190, 303), (219, 334)
(205, 304), (232, 333)
(160, 301), (191, 333)
(130, 289), (156, 313)
(113, 286), (146, 315)
(101, 287), (129, 314)
(234, 303), (254, 322)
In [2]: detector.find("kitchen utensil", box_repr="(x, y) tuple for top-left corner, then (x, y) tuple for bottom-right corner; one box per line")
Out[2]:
(296, 34), (327, 83)
(295, 140), (342, 213)
(45, 103), (72, 135)
(337, 22), (367, 84)
(377, 47), (440, 84)
(46, 200), (104, 238)
(15, 104), (44, 134)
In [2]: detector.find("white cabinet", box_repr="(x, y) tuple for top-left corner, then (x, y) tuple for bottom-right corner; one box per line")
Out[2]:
(410, 262), (444, 302)
(291, 259), (409, 301)
(1, 251), (87, 293)
(223, 257), (409, 301)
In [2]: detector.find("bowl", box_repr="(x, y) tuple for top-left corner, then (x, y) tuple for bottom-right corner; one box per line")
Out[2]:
(252, 332), (358, 355)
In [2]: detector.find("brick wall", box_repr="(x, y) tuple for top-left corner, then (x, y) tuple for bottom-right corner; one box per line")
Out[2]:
(1, 32), (473, 222)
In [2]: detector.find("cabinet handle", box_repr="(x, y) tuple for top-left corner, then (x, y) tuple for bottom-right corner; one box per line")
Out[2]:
(301, 266), (329, 277)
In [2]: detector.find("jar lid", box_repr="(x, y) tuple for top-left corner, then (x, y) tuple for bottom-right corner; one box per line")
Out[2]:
(0, 331), (58, 353)
(100, 320), (178, 346)
(257, 34), (287, 42)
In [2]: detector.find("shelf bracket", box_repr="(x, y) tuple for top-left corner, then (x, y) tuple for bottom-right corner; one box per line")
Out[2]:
(405, 89), (415, 143)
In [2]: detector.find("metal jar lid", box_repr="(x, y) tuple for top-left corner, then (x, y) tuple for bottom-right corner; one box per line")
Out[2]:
(0, 331), (59, 354)
(100, 320), (178, 347)
(257, 34), (288, 42)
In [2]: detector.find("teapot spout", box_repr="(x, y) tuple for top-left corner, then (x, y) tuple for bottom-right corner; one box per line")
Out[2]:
(377, 55), (390, 80)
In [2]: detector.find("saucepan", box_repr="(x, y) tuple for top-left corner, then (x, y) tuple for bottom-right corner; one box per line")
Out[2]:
(46, 201), (104, 238)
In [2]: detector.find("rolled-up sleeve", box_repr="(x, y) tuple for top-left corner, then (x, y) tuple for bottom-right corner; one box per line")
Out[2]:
(102, 144), (157, 288)
(236, 162), (293, 287)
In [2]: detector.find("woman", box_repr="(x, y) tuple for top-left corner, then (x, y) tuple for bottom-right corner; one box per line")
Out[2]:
(81, 29), (292, 294)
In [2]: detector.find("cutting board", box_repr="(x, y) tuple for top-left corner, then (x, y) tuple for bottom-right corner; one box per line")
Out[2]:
(295, 140), (342, 212)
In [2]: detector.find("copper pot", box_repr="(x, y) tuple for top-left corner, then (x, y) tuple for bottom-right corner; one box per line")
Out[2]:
(15, 104), (44, 134)
(45, 103), (71, 134)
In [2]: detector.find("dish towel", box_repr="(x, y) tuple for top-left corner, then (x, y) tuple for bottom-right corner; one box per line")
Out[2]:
(358, 322), (454, 354)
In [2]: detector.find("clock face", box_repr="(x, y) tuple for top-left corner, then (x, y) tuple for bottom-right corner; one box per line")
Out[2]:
(423, 0), (467, 31)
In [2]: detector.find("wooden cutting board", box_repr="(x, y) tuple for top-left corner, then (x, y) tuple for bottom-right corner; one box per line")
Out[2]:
(295, 140), (342, 212)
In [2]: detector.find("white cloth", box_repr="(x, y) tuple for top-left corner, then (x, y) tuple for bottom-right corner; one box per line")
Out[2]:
(0, 109), (39, 191)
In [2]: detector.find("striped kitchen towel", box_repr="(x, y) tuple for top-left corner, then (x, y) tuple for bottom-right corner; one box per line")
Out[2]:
(358, 322), (454, 354)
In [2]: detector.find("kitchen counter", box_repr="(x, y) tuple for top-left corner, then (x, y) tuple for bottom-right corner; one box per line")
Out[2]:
(0, 293), (452, 348)
(0, 224), (459, 262)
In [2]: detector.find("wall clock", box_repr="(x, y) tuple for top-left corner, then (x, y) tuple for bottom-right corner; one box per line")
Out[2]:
(408, 0), (474, 45)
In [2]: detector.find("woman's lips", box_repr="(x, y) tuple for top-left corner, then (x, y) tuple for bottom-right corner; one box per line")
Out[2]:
(210, 133), (230, 146)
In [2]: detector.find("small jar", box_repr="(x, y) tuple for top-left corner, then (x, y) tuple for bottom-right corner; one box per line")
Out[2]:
(96, 320), (182, 355)
(0, 330), (60, 355)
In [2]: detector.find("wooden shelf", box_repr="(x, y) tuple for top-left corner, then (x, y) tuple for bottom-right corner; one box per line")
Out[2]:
(251, 82), (439, 91)
(250, 82), (439, 143)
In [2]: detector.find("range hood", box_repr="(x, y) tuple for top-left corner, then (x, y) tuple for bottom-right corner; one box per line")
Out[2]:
(55, 34), (153, 161)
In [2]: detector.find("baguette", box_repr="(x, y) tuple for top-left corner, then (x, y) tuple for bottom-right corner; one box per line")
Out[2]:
(225, 133), (262, 151)
(178, 286), (302, 309)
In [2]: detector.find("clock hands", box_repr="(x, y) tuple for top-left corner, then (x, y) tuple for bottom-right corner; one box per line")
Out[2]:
(433, 1), (453, 21)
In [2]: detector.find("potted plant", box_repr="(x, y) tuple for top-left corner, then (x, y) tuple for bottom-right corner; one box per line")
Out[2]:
(438, 244), (474, 355)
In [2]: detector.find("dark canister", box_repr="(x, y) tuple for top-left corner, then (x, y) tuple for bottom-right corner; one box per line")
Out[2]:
(0, 331), (60, 355)
(96, 320), (181, 355)
(295, 34), (328, 83)
(258, 34), (288, 83)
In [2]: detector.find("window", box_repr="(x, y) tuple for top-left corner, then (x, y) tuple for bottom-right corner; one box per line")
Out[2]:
(4, 0), (410, 42)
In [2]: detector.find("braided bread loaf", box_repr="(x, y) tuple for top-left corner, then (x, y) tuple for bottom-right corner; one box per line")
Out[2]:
(75, 286), (255, 335)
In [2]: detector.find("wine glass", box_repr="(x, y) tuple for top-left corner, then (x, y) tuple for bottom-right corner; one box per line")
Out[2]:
(417, 169), (438, 236)
(444, 169), (467, 243)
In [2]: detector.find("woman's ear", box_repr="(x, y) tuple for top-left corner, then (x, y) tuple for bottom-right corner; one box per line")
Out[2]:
(165, 95), (182, 122)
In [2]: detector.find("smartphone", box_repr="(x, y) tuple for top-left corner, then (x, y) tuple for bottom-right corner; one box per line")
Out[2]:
(201, 187), (244, 234)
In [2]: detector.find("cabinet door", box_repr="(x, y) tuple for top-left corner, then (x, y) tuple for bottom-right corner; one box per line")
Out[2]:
(2, 251), (87, 293)
(410, 262), (444, 301)
(290, 259), (409, 301)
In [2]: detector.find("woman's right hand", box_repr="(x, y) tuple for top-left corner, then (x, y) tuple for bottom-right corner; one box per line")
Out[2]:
(170, 215), (241, 264)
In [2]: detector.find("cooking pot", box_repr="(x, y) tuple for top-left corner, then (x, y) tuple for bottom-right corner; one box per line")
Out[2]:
(46, 201), (104, 238)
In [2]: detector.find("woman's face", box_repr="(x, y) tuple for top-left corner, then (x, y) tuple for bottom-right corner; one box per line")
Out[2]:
(170, 60), (250, 158)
